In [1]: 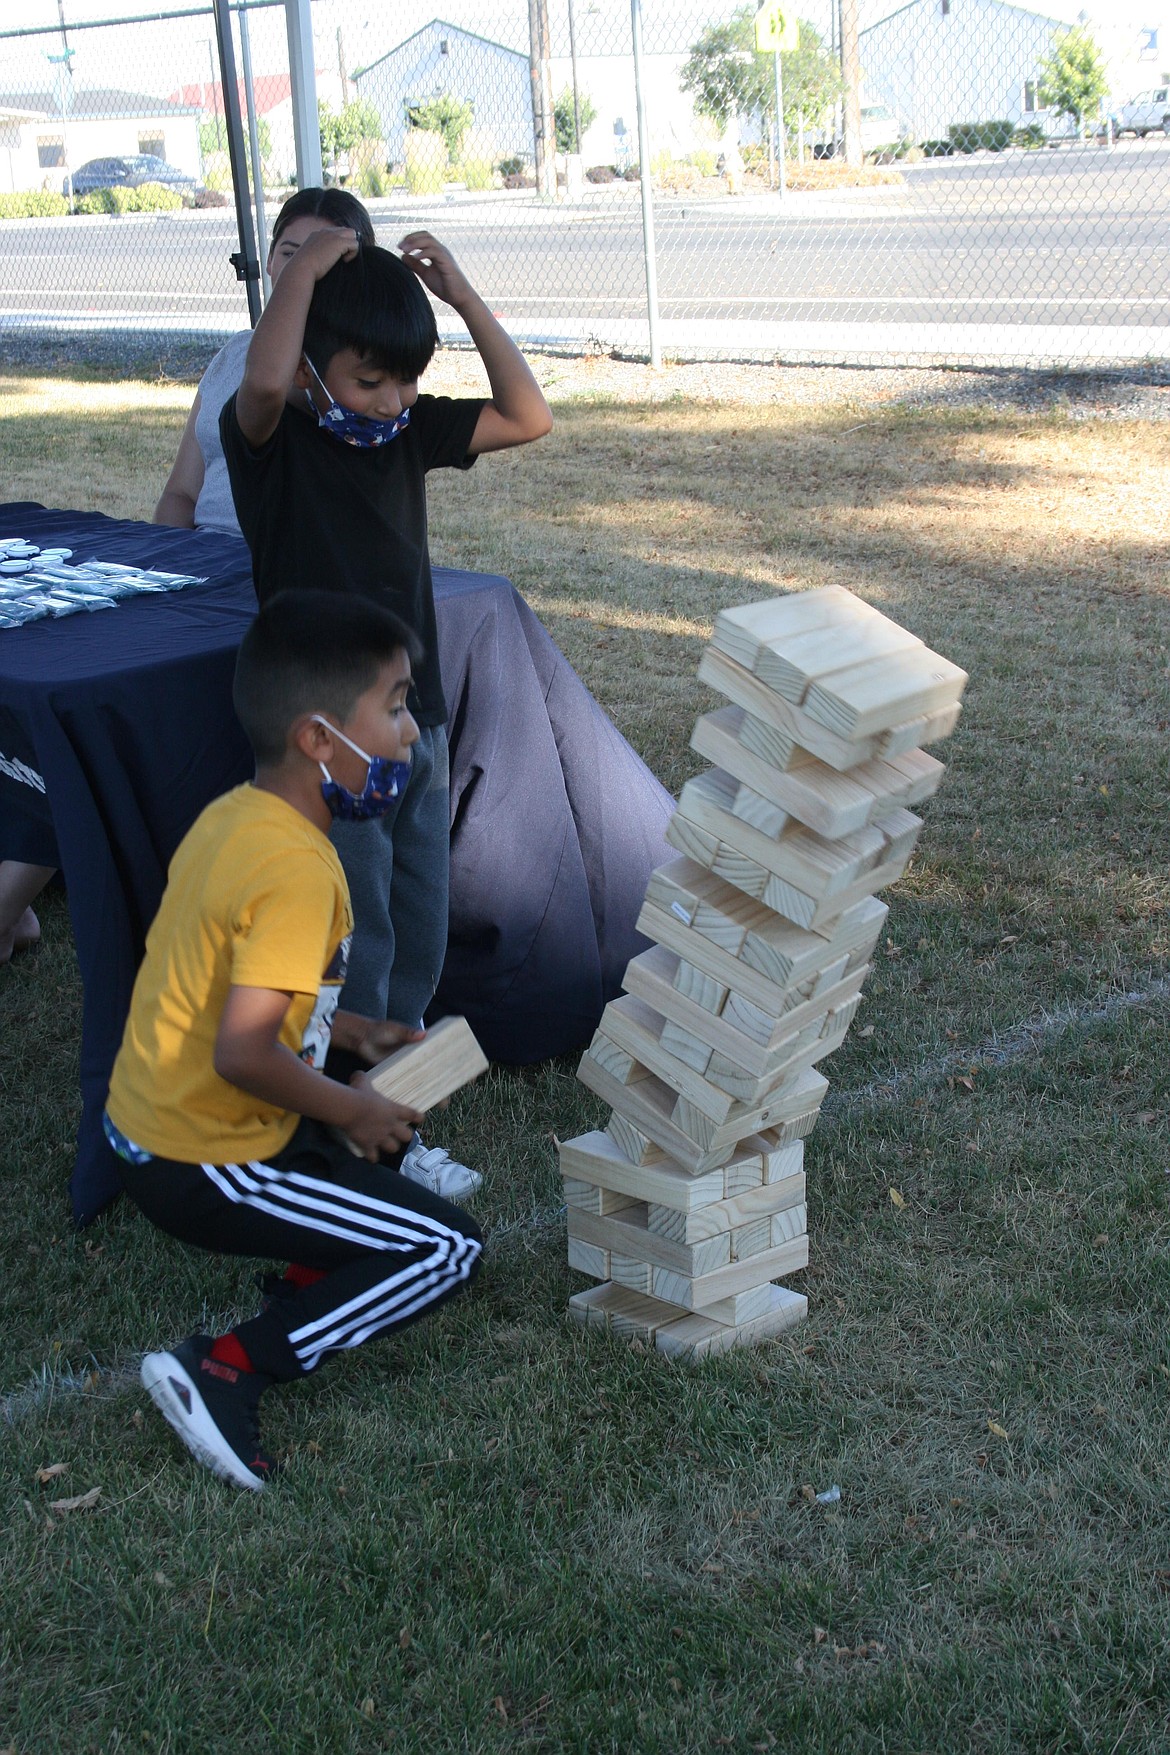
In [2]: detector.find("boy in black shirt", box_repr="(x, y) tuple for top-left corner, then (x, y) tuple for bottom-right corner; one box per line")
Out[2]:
(221, 229), (551, 1201)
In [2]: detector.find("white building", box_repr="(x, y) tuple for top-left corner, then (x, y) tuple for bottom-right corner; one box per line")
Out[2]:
(0, 86), (200, 194)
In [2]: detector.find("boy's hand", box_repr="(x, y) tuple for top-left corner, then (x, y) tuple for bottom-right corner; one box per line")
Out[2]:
(398, 232), (474, 311)
(334, 1011), (426, 1065)
(344, 1072), (423, 1161)
(352, 1018), (426, 1065)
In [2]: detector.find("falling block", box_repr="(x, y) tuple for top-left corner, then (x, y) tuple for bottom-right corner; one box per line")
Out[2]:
(803, 645), (968, 740)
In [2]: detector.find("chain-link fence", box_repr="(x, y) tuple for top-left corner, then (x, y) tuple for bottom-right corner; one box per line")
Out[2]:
(1, 0), (1167, 368)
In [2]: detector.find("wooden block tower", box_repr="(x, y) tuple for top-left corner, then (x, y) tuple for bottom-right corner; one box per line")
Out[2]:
(560, 586), (967, 1357)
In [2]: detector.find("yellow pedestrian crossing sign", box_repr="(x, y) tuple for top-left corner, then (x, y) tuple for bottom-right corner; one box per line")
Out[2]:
(754, 3), (799, 52)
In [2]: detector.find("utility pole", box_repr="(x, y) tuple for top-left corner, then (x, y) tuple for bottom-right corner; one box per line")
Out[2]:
(528, 0), (555, 197)
(840, 0), (862, 167)
(337, 25), (350, 107)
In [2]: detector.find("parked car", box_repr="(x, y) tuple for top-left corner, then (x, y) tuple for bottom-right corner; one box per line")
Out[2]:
(65, 154), (198, 197)
(1104, 87), (1170, 138)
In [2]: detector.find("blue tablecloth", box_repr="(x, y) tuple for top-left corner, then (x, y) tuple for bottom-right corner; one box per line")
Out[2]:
(0, 503), (673, 1224)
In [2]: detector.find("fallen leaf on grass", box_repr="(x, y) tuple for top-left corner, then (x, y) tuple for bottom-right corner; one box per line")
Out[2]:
(987, 1420), (1009, 1440)
(492, 1697), (509, 1724)
(398, 1627), (411, 1649)
(49, 1486), (101, 1514)
(857, 1024), (875, 1038)
(889, 1187), (906, 1210)
(359, 1698), (375, 1720)
(35, 1463), (68, 1484)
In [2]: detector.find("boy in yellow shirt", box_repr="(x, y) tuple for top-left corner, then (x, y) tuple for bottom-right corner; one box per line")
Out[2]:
(104, 590), (482, 1490)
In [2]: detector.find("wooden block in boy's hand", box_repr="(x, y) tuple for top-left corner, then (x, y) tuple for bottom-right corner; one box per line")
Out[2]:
(365, 1016), (489, 1114)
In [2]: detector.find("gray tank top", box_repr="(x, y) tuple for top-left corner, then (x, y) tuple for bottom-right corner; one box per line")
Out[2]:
(192, 330), (252, 535)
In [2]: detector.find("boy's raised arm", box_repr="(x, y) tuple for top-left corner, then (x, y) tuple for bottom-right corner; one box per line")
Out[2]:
(234, 227), (360, 448)
(398, 231), (553, 455)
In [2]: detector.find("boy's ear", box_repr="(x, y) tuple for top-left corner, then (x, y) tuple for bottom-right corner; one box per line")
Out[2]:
(292, 354), (314, 392)
(290, 713), (334, 765)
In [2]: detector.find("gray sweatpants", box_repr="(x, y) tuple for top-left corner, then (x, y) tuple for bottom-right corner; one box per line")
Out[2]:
(330, 722), (450, 1027)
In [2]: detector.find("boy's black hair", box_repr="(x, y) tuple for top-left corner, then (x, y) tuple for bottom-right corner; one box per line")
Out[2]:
(270, 186), (376, 249)
(233, 590), (422, 767)
(302, 245), (438, 384)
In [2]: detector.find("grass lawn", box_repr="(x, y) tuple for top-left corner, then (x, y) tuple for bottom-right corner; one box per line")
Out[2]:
(1, 362), (1169, 1753)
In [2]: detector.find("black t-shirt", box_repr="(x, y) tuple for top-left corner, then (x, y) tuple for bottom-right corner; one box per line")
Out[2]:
(220, 389), (484, 726)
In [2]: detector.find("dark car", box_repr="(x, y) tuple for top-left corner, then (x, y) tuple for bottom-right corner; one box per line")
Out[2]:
(66, 154), (198, 197)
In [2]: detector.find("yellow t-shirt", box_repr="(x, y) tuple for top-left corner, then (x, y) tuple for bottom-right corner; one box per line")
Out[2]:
(106, 784), (353, 1164)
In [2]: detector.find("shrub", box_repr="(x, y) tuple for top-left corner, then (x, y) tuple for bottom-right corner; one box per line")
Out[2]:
(131, 182), (183, 211)
(0, 189), (69, 218)
(585, 164), (619, 182)
(403, 129), (447, 195)
(497, 156), (526, 178)
(405, 94), (472, 163)
(1013, 122), (1046, 149)
(687, 149), (719, 177)
(921, 138), (954, 157)
(193, 186), (229, 208)
(458, 127), (497, 191)
(948, 118), (1014, 152)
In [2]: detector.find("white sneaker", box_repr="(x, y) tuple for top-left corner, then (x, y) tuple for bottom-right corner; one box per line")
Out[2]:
(400, 1134), (483, 1201)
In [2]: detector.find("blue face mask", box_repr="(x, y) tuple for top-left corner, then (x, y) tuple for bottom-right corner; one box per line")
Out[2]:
(312, 717), (411, 821)
(303, 355), (411, 448)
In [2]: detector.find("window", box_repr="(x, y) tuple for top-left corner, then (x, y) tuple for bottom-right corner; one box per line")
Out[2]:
(940, 0), (950, 14)
(439, 38), (449, 55)
(139, 133), (164, 157)
(37, 133), (64, 168)
(1023, 80), (1039, 113)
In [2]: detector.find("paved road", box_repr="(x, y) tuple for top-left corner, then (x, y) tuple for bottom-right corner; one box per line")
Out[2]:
(1, 138), (1167, 348)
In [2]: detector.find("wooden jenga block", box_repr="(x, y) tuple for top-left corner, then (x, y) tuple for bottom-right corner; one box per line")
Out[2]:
(771, 1203), (809, 1246)
(559, 1131), (726, 1211)
(580, 1052), (824, 1176)
(671, 955), (729, 1014)
(876, 700), (962, 759)
(711, 587), (880, 672)
(567, 1235), (609, 1280)
(692, 705), (946, 840)
(647, 1166), (805, 1243)
(732, 785), (790, 837)
(737, 706), (799, 771)
(561, 1176), (640, 1217)
(638, 878), (887, 1018)
(652, 1234), (810, 1309)
(604, 1111), (665, 1167)
(630, 943), (820, 1071)
(609, 1253), (655, 1294)
(567, 1205), (732, 1278)
(753, 614), (924, 705)
(365, 1014), (488, 1111)
(691, 1283), (780, 1325)
(568, 1280), (809, 1356)
(678, 769), (886, 900)
(646, 856), (758, 954)
(582, 1029), (650, 1087)
(803, 644), (968, 740)
(730, 1217), (774, 1260)
(699, 645), (877, 772)
(663, 811), (720, 869)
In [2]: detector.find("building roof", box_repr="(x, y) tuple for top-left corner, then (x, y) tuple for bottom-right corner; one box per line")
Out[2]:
(0, 86), (199, 119)
(168, 73), (311, 116)
(354, 18), (527, 79)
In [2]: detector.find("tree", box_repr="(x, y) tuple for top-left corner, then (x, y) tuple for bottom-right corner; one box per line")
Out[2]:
(680, 8), (842, 139)
(1037, 25), (1109, 139)
(554, 86), (598, 154)
(318, 98), (382, 178)
(405, 94), (474, 163)
(199, 116), (271, 161)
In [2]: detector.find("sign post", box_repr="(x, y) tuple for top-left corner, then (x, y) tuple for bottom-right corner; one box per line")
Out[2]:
(754, 4), (799, 199)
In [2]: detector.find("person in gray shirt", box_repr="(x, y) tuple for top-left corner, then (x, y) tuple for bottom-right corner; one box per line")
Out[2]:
(153, 187), (375, 535)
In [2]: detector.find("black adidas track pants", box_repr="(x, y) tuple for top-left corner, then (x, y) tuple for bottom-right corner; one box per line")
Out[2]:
(117, 1117), (483, 1382)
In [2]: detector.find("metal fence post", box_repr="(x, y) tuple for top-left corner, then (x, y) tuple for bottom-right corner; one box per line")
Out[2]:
(211, 0), (262, 325)
(284, 0), (322, 191)
(629, 0), (660, 367)
(238, 2), (269, 303)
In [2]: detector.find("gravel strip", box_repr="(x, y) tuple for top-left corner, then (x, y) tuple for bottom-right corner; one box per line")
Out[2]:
(6, 324), (1170, 419)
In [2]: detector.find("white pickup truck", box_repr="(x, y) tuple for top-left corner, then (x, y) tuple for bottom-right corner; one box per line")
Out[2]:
(1106, 87), (1170, 137)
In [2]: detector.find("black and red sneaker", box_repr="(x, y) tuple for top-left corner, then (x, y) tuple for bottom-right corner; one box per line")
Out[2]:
(141, 1333), (276, 1491)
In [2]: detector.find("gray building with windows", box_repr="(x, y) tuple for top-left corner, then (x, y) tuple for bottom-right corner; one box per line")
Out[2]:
(354, 19), (533, 168)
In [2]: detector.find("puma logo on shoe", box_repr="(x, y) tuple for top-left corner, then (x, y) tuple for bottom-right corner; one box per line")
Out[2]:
(201, 1358), (241, 1385)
